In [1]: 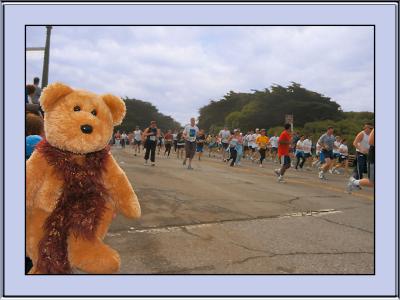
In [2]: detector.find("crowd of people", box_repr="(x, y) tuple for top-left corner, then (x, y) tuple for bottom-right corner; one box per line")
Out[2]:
(111, 118), (375, 190)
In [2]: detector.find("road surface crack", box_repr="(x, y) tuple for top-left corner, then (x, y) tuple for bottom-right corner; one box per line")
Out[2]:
(318, 217), (373, 234)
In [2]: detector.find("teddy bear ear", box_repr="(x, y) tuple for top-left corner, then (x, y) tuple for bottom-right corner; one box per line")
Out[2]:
(40, 82), (74, 112)
(102, 94), (126, 126)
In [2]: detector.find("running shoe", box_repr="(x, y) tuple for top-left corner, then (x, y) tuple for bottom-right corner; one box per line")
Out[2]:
(278, 175), (285, 183)
(274, 169), (281, 177)
(319, 171), (327, 180)
(346, 177), (357, 193)
(151, 163), (155, 167)
(187, 166), (194, 170)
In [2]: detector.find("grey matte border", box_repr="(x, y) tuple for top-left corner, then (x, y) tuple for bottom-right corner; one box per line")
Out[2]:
(2, 1), (399, 297)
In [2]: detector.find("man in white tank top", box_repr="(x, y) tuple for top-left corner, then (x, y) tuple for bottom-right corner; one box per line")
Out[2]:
(351, 122), (374, 180)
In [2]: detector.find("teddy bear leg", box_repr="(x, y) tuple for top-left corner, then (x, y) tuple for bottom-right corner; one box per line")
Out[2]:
(26, 208), (49, 273)
(68, 235), (121, 274)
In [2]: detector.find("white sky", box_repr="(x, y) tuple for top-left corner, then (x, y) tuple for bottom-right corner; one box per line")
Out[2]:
(26, 26), (374, 125)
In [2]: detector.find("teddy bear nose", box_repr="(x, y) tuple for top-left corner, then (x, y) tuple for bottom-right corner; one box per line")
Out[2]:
(81, 124), (93, 134)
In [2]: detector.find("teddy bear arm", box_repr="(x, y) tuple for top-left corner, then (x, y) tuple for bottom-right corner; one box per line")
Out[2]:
(26, 151), (48, 209)
(104, 156), (141, 219)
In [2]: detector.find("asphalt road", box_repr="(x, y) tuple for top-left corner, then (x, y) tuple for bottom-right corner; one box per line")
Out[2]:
(105, 146), (374, 274)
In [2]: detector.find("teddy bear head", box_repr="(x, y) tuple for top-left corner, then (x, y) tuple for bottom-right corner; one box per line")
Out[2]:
(40, 82), (125, 154)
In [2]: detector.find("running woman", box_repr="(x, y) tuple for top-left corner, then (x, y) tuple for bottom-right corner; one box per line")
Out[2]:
(219, 126), (231, 162)
(274, 124), (292, 182)
(196, 129), (206, 161)
(114, 130), (121, 148)
(351, 123), (373, 180)
(295, 135), (305, 170)
(133, 126), (142, 156)
(347, 129), (374, 193)
(317, 126), (336, 180)
(143, 121), (160, 166)
(247, 130), (257, 161)
(207, 134), (218, 157)
(164, 130), (173, 157)
(157, 132), (164, 155)
(172, 130), (178, 153)
(256, 129), (269, 168)
(183, 117), (199, 170)
(121, 131), (127, 148)
(176, 129), (185, 159)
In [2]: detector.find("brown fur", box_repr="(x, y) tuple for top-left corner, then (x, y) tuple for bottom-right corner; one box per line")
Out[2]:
(26, 82), (141, 274)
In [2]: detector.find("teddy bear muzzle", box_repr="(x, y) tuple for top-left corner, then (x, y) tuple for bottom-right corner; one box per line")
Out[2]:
(80, 124), (93, 134)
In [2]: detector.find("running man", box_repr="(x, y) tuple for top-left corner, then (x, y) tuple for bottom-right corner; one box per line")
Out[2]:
(172, 130), (178, 153)
(301, 135), (313, 170)
(274, 124), (292, 183)
(351, 123), (373, 180)
(133, 126), (142, 156)
(332, 138), (349, 175)
(219, 126), (231, 162)
(256, 129), (269, 168)
(269, 132), (279, 163)
(183, 117), (199, 170)
(347, 129), (374, 193)
(143, 121), (160, 166)
(295, 135), (305, 170)
(317, 126), (336, 180)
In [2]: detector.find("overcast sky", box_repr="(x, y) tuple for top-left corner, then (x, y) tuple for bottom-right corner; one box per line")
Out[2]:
(26, 26), (374, 125)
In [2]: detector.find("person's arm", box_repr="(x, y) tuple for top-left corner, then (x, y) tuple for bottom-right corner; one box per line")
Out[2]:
(353, 131), (366, 152)
(157, 129), (161, 138)
(369, 129), (374, 146)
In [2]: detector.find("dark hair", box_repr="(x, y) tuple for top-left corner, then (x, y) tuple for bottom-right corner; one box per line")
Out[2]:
(284, 123), (291, 130)
(365, 122), (374, 127)
(26, 112), (44, 136)
(26, 84), (36, 95)
(33, 77), (40, 85)
(327, 126), (334, 130)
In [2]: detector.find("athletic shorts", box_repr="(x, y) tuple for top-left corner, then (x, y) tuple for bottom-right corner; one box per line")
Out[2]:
(221, 142), (229, 150)
(303, 152), (311, 159)
(338, 155), (348, 163)
(177, 144), (185, 149)
(244, 145), (249, 151)
(271, 147), (278, 153)
(279, 155), (291, 167)
(133, 140), (141, 145)
(368, 162), (375, 183)
(185, 141), (196, 159)
(320, 149), (334, 162)
(196, 144), (204, 152)
(295, 151), (304, 158)
(250, 146), (256, 153)
(333, 152), (341, 159)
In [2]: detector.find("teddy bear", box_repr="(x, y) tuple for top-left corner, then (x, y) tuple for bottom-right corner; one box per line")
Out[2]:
(26, 82), (141, 274)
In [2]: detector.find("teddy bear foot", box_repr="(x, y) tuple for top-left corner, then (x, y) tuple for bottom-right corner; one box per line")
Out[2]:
(68, 236), (121, 274)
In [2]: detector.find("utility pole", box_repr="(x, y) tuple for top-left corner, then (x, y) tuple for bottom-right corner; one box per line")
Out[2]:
(41, 26), (52, 89)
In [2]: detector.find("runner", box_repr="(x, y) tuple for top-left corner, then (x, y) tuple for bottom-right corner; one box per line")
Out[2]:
(317, 126), (336, 180)
(269, 132), (279, 163)
(114, 130), (121, 148)
(196, 129), (206, 161)
(351, 123), (373, 180)
(176, 129), (185, 159)
(183, 117), (199, 170)
(132, 126), (142, 156)
(164, 130), (173, 157)
(227, 129), (241, 167)
(256, 129), (269, 168)
(274, 124), (292, 183)
(219, 126), (231, 162)
(330, 135), (342, 173)
(172, 130), (178, 153)
(157, 132), (164, 155)
(347, 129), (374, 193)
(121, 131), (127, 148)
(332, 138), (349, 175)
(252, 129), (261, 162)
(235, 130), (244, 166)
(295, 135), (305, 170)
(301, 135), (313, 170)
(143, 121), (160, 166)
(247, 130), (257, 161)
(207, 134), (218, 157)
(243, 131), (250, 160)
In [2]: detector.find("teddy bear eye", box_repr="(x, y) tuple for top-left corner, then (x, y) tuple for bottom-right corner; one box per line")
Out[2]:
(91, 109), (97, 116)
(73, 106), (81, 112)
